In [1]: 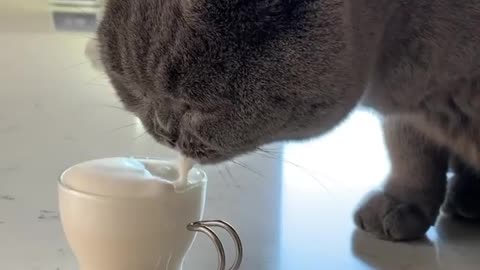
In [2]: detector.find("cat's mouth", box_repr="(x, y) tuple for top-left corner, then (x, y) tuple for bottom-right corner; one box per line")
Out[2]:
(176, 134), (230, 164)
(148, 131), (229, 164)
(176, 141), (259, 165)
(182, 151), (229, 165)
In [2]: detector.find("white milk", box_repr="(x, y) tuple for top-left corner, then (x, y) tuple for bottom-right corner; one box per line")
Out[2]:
(59, 157), (207, 270)
(175, 157), (194, 191)
(62, 157), (200, 196)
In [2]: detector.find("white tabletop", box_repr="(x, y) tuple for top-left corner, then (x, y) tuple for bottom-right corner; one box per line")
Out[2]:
(1, 1), (480, 270)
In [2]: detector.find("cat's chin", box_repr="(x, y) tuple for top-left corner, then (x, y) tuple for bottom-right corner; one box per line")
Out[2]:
(181, 153), (224, 165)
(182, 151), (244, 165)
(179, 146), (259, 165)
(194, 156), (230, 165)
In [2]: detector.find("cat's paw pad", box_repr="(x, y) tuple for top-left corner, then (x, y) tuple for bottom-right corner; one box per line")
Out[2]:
(354, 191), (432, 241)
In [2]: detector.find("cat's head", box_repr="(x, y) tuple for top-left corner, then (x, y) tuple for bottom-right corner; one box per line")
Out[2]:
(97, 0), (361, 164)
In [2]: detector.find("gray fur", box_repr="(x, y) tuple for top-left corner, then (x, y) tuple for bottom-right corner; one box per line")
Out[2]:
(98, 0), (480, 241)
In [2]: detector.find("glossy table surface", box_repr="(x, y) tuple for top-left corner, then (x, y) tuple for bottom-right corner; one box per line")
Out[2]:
(1, 1), (480, 269)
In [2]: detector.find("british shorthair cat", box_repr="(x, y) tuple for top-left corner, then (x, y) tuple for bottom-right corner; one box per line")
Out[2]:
(97, 0), (480, 241)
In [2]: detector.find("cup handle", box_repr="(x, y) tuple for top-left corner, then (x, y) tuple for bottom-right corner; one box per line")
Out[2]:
(187, 220), (243, 270)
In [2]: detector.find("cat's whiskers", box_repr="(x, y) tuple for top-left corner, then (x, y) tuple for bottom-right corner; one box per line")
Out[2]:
(85, 82), (110, 87)
(257, 146), (283, 156)
(220, 164), (235, 185)
(224, 164), (237, 184)
(101, 104), (130, 113)
(133, 131), (148, 142)
(86, 73), (109, 84)
(253, 148), (333, 192)
(106, 122), (138, 133)
(215, 165), (230, 186)
(62, 61), (91, 70)
(230, 159), (265, 180)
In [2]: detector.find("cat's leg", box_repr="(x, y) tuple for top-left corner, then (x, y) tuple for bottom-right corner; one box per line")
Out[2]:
(354, 117), (448, 241)
(443, 156), (480, 219)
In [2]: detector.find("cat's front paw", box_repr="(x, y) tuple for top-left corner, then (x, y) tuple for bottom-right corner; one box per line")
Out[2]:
(354, 191), (432, 241)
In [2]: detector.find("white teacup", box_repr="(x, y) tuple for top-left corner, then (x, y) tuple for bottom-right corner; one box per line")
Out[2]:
(58, 158), (242, 270)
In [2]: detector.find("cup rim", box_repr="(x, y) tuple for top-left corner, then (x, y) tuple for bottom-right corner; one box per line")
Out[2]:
(58, 156), (207, 201)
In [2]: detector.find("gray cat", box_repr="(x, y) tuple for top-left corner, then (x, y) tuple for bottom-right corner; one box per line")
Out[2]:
(97, 0), (480, 241)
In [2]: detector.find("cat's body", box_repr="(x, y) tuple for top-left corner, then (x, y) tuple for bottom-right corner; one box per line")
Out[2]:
(362, 1), (480, 167)
(353, 1), (480, 240)
(98, 0), (480, 241)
